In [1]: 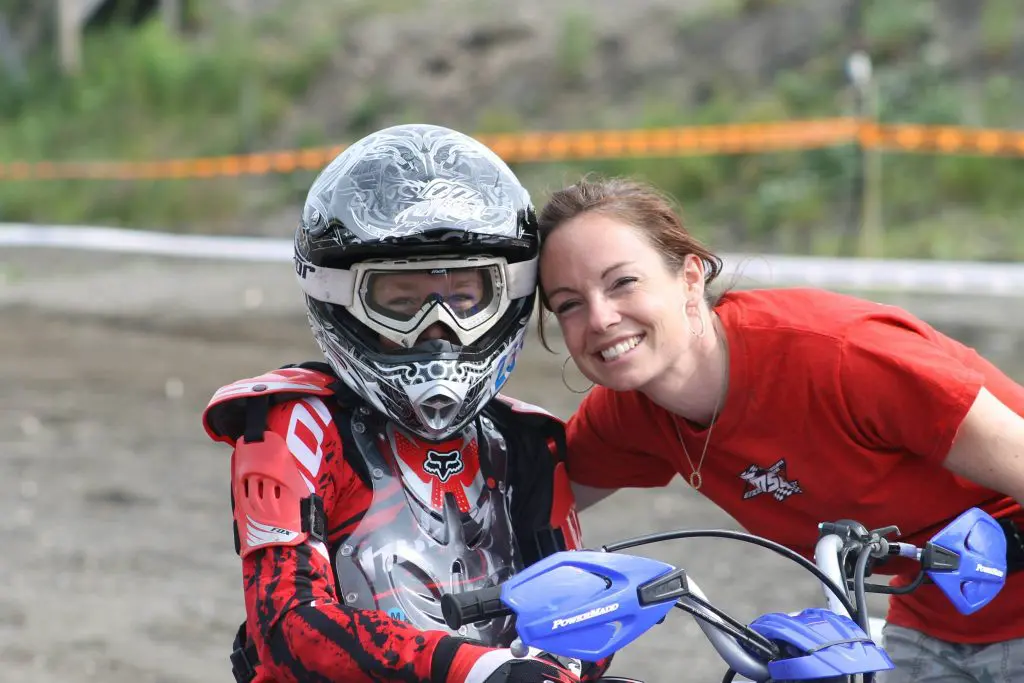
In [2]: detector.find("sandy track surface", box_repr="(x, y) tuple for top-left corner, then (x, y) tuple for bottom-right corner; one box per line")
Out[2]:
(2, 249), (1019, 682)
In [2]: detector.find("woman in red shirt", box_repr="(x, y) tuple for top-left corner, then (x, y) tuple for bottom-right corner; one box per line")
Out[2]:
(537, 176), (1024, 683)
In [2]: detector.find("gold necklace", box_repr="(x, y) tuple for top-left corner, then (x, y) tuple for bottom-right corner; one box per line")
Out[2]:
(670, 391), (721, 491)
(671, 318), (726, 490)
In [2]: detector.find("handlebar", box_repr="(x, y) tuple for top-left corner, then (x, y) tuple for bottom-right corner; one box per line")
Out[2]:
(678, 576), (770, 681)
(440, 577), (771, 678)
(439, 507), (1008, 683)
(441, 584), (509, 629)
(813, 533), (851, 618)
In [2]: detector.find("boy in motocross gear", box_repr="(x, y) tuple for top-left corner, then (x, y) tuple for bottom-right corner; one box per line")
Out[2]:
(202, 124), (603, 683)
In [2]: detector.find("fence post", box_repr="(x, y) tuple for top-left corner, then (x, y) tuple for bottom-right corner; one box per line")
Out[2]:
(162, 0), (182, 34)
(848, 50), (884, 258)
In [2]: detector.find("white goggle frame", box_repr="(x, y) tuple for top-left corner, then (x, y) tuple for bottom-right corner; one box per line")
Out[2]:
(296, 254), (536, 349)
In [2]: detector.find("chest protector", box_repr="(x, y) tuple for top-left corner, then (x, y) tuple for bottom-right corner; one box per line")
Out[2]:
(204, 362), (574, 662)
(335, 406), (521, 645)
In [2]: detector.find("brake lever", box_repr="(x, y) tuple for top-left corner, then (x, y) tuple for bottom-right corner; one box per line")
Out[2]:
(508, 641), (584, 677)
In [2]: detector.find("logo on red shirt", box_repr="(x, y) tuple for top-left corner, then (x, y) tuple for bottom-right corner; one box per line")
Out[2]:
(740, 459), (803, 501)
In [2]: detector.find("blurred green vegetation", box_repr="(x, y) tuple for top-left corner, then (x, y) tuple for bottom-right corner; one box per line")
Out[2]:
(527, 0), (1024, 260)
(0, 2), (339, 230)
(1, 0), (1023, 258)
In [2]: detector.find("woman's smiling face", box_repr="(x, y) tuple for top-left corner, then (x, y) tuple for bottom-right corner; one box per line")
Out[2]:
(540, 211), (703, 392)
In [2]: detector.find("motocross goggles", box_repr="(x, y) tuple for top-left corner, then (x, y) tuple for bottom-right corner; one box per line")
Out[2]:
(296, 254), (536, 349)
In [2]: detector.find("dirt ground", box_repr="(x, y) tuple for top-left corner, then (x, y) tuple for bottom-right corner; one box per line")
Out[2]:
(1, 249), (1020, 683)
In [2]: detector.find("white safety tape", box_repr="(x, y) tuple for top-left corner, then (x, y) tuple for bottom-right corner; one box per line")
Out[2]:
(0, 223), (289, 262)
(722, 252), (1024, 297)
(2, 223), (1022, 297)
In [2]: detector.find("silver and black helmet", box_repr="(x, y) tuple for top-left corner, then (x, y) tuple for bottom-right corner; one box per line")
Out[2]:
(294, 124), (538, 441)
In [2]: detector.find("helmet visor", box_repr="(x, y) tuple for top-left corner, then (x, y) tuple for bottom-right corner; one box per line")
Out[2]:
(362, 264), (502, 334)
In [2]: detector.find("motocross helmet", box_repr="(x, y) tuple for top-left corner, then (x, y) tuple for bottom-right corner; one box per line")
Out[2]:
(294, 124), (538, 441)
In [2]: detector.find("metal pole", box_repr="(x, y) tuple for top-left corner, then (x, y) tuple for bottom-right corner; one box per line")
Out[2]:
(57, 0), (82, 75)
(848, 0), (884, 257)
(840, 0), (866, 256)
(843, 69), (865, 255)
(859, 78), (885, 258)
(847, 51), (881, 258)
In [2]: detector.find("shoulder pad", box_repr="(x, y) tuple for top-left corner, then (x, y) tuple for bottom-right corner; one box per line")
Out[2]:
(203, 367), (336, 444)
(493, 393), (564, 425)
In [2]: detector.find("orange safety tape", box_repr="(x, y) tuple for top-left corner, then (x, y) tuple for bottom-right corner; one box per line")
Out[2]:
(1, 119), (1022, 180)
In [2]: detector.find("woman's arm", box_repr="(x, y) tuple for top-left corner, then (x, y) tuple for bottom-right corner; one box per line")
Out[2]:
(563, 389), (677, 492)
(943, 387), (1024, 503)
(837, 313), (1024, 504)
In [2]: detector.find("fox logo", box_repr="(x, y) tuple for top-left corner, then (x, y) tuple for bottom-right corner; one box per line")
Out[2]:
(424, 449), (464, 483)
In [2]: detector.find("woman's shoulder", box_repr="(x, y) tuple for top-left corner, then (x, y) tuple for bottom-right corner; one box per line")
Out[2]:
(715, 287), (923, 341)
(574, 385), (666, 425)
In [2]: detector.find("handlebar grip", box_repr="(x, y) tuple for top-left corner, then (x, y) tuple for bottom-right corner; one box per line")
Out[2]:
(441, 585), (510, 630)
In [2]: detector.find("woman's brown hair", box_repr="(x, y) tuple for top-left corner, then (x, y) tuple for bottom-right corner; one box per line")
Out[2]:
(535, 175), (724, 350)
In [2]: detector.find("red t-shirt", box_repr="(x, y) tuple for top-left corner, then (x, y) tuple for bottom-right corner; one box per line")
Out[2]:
(565, 287), (1024, 644)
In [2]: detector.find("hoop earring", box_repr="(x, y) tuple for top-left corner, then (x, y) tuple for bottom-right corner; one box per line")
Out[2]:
(688, 311), (706, 338)
(561, 356), (594, 394)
